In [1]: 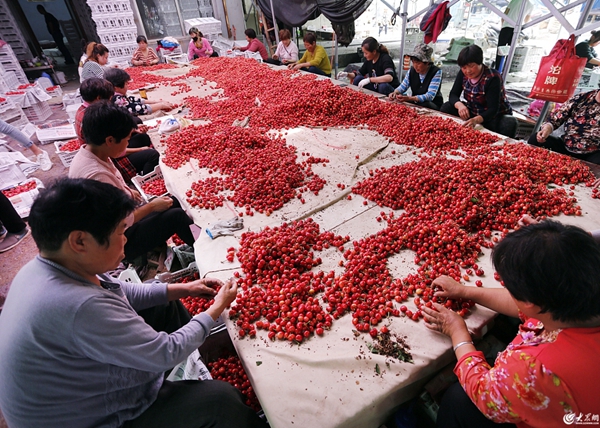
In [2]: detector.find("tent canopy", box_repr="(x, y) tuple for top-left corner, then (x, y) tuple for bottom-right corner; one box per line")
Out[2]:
(256, 0), (373, 27)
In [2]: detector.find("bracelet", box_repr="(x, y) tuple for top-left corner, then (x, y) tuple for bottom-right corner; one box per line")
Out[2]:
(453, 341), (474, 352)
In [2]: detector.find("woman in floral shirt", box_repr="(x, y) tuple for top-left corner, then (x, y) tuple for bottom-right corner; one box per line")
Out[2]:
(104, 68), (174, 116)
(528, 89), (600, 164)
(422, 220), (600, 427)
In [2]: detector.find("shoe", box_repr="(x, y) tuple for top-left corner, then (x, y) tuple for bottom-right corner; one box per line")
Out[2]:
(0, 228), (30, 253)
(0, 224), (6, 241)
(37, 150), (53, 171)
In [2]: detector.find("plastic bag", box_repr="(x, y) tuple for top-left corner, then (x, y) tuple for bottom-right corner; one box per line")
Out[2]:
(166, 349), (212, 381)
(529, 35), (587, 103)
(158, 118), (180, 134)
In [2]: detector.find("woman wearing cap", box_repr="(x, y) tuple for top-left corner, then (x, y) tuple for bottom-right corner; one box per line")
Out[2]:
(188, 27), (216, 60)
(389, 43), (443, 109)
(440, 45), (516, 137)
(349, 37), (399, 96)
(131, 35), (159, 66)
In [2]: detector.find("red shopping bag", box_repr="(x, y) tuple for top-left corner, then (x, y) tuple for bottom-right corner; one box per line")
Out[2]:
(528, 35), (587, 103)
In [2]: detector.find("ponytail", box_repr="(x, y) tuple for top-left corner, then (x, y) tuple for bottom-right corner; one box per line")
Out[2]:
(362, 37), (388, 55)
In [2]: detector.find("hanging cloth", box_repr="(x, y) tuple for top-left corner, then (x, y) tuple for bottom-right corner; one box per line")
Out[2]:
(420, 1), (452, 44)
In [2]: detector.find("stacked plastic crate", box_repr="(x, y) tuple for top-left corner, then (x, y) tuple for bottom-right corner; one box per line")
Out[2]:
(89, 0), (138, 66)
(184, 17), (222, 40)
(0, 95), (29, 130)
(0, 0), (33, 61)
(0, 37), (30, 128)
(0, 43), (28, 86)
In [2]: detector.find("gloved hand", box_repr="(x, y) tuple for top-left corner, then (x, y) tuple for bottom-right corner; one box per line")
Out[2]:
(336, 71), (348, 80)
(206, 216), (244, 239)
(358, 78), (371, 89)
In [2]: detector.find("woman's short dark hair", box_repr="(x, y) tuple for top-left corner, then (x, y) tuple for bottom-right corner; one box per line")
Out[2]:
(136, 35), (148, 44)
(29, 178), (136, 252)
(103, 68), (131, 89)
(457, 44), (483, 67)
(82, 101), (137, 146)
(245, 28), (257, 39)
(79, 77), (114, 102)
(279, 29), (292, 41)
(492, 220), (600, 323)
(303, 32), (317, 45)
(590, 30), (600, 44)
(361, 37), (389, 55)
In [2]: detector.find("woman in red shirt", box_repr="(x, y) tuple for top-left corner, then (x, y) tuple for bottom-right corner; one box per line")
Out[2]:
(423, 220), (600, 428)
(233, 28), (268, 60)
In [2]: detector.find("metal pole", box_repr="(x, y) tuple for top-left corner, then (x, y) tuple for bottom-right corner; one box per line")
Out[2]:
(397, 0), (409, 77)
(334, 32), (339, 78)
(533, 101), (552, 133)
(575, 0), (595, 39)
(268, 0), (279, 45)
(501, 0), (528, 81)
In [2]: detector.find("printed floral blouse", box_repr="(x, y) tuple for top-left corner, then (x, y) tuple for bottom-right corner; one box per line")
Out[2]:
(112, 94), (150, 116)
(454, 314), (600, 427)
(547, 89), (600, 154)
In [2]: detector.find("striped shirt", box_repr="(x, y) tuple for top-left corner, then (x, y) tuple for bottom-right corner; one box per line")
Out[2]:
(395, 68), (442, 103)
(132, 47), (159, 65)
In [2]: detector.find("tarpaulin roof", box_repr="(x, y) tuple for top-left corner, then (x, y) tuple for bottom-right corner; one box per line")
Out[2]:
(256, 0), (373, 28)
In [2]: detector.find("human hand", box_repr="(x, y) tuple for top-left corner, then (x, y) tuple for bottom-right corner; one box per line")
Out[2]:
(422, 303), (468, 337)
(536, 123), (552, 143)
(432, 275), (466, 300)
(462, 116), (482, 128)
(357, 77), (371, 89)
(137, 124), (149, 134)
(455, 102), (470, 120)
(518, 214), (539, 227)
(213, 278), (238, 308)
(131, 189), (144, 204)
(186, 277), (221, 298)
(388, 91), (398, 101)
(273, 54), (279, 60)
(157, 101), (173, 111)
(150, 195), (173, 212)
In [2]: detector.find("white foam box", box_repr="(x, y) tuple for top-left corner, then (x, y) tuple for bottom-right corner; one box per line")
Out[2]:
(0, 162), (26, 190)
(131, 164), (168, 202)
(65, 103), (82, 123)
(54, 140), (80, 168)
(1, 177), (44, 218)
(62, 92), (83, 106)
(36, 124), (77, 143)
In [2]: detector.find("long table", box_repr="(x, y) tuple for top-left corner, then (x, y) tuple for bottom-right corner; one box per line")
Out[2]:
(141, 64), (600, 427)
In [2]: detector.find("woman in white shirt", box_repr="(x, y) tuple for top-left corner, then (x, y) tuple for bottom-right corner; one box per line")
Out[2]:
(265, 29), (298, 66)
